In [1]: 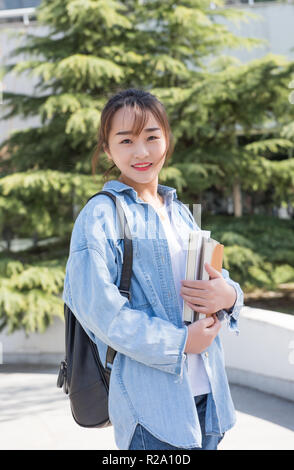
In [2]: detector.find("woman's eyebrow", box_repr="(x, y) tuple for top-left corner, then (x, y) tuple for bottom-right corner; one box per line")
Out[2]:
(115, 127), (160, 136)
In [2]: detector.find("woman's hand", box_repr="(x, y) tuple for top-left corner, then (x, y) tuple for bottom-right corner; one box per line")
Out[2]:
(184, 314), (221, 354)
(180, 263), (237, 316)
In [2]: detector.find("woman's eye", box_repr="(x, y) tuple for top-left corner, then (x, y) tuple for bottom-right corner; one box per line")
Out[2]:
(120, 136), (159, 144)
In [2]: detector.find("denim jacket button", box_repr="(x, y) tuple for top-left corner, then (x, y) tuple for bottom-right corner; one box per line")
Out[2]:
(205, 352), (209, 358)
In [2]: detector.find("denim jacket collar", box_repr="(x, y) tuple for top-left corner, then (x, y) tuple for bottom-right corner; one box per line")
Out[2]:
(103, 179), (178, 204)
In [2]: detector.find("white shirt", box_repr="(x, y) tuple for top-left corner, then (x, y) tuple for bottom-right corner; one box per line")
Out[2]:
(155, 200), (211, 396)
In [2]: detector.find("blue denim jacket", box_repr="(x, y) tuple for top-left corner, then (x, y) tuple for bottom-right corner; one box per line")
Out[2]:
(62, 179), (244, 450)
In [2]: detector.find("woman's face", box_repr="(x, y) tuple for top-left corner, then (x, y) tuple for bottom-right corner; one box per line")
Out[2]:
(104, 106), (167, 187)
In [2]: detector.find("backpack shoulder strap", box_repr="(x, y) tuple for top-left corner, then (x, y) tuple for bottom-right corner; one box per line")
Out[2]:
(86, 190), (133, 302)
(86, 190), (133, 371)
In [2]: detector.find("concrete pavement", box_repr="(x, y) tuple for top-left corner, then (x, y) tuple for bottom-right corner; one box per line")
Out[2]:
(0, 364), (293, 450)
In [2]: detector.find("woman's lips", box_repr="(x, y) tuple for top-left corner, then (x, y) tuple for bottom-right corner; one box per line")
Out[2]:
(132, 163), (152, 171)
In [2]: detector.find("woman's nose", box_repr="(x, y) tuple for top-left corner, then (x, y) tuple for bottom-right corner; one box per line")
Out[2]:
(133, 143), (149, 158)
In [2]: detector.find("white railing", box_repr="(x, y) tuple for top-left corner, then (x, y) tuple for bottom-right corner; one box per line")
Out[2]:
(0, 8), (36, 25)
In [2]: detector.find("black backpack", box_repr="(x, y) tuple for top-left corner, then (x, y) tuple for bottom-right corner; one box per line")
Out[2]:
(57, 191), (133, 428)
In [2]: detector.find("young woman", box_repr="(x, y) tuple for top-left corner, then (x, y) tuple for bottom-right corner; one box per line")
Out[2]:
(62, 88), (244, 450)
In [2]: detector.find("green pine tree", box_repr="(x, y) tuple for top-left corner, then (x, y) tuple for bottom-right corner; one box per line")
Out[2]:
(1, 0), (293, 332)
(1, 0), (260, 175)
(167, 53), (294, 216)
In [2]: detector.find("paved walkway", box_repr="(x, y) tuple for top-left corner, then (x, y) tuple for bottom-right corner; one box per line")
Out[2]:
(0, 364), (293, 450)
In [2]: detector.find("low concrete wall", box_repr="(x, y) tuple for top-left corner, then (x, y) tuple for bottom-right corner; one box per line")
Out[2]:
(0, 317), (65, 365)
(219, 306), (294, 402)
(1, 306), (294, 401)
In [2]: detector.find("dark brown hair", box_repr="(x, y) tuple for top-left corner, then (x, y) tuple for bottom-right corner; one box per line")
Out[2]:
(91, 88), (175, 182)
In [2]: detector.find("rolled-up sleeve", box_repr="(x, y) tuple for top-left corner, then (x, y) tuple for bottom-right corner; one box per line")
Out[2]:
(65, 245), (188, 377)
(216, 268), (244, 335)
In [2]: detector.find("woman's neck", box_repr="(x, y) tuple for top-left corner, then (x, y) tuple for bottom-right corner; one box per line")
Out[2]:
(118, 174), (163, 207)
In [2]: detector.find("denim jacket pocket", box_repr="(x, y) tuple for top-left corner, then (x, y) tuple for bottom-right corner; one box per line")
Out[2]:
(129, 276), (153, 309)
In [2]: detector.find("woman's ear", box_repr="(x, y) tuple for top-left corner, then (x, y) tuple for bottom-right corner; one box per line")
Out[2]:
(103, 143), (112, 161)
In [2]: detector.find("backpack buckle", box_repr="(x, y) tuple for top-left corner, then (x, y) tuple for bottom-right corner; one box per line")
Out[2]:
(119, 289), (131, 301)
(57, 360), (68, 394)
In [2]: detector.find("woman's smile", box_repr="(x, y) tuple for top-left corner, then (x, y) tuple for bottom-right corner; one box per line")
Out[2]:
(132, 163), (153, 171)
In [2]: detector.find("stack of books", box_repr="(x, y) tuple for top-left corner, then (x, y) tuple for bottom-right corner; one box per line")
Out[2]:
(183, 230), (224, 323)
